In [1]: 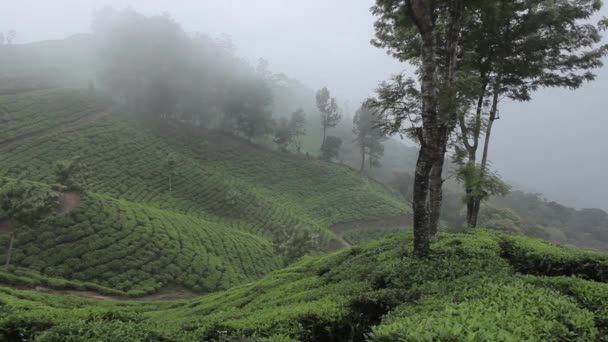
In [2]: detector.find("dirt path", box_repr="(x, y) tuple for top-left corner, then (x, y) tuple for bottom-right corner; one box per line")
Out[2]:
(57, 192), (81, 214)
(35, 286), (197, 301)
(0, 111), (108, 150)
(327, 215), (412, 252)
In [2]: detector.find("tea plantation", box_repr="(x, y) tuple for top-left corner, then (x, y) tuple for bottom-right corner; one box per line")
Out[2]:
(0, 89), (409, 296)
(0, 89), (408, 260)
(3, 89), (607, 341)
(2, 192), (282, 295)
(0, 230), (607, 341)
(0, 89), (108, 143)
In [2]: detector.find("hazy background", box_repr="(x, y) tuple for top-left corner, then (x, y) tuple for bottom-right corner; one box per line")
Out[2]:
(3, 0), (607, 209)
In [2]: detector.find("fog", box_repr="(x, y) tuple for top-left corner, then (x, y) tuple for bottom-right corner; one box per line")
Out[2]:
(3, 0), (608, 209)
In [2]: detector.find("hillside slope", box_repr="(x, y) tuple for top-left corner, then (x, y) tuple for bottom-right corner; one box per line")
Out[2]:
(1, 191), (282, 296)
(0, 230), (607, 341)
(0, 89), (407, 253)
(0, 88), (408, 291)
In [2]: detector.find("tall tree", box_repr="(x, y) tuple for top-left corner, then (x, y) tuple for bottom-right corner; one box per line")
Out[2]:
(5, 30), (15, 45)
(353, 104), (387, 172)
(275, 109), (307, 152)
(371, 0), (468, 256)
(455, 0), (607, 227)
(54, 156), (87, 193)
(320, 136), (342, 161)
(274, 117), (292, 151)
(289, 108), (307, 153)
(224, 77), (275, 141)
(315, 87), (341, 147)
(93, 8), (189, 116)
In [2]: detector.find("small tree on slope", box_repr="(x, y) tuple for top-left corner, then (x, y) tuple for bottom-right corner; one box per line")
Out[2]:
(0, 178), (58, 270)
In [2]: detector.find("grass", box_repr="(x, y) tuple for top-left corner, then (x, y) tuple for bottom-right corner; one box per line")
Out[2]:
(0, 230), (607, 341)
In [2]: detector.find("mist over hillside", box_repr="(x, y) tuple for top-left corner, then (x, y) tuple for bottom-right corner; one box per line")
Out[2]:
(4, 0), (608, 210)
(1, 1), (608, 340)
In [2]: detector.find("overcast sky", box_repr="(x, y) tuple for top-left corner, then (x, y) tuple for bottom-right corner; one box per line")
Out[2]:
(3, 0), (608, 209)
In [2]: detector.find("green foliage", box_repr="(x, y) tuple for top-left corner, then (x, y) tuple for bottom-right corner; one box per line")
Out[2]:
(273, 109), (307, 152)
(4, 191), (282, 295)
(455, 160), (510, 203)
(524, 276), (608, 338)
(320, 136), (342, 161)
(352, 104), (387, 171)
(1, 230), (607, 341)
(0, 89), (407, 260)
(500, 236), (608, 282)
(342, 227), (403, 245)
(315, 87), (341, 133)
(0, 178), (58, 225)
(370, 279), (597, 341)
(0, 89), (108, 143)
(478, 204), (523, 234)
(53, 156), (86, 192)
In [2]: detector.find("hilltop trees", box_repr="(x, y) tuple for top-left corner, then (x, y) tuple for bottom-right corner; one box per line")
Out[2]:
(93, 8), (277, 142)
(316, 87), (342, 147)
(371, 0), (607, 256)
(371, 0), (468, 256)
(223, 77), (274, 142)
(320, 136), (343, 161)
(353, 104), (387, 172)
(274, 109), (307, 152)
(289, 109), (307, 152)
(93, 8), (189, 117)
(454, 0), (608, 227)
(0, 178), (57, 270)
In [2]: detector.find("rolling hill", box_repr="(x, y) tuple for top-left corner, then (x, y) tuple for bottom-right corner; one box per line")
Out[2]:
(0, 88), (409, 295)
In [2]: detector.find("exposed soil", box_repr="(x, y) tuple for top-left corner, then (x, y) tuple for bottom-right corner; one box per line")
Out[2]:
(0, 111), (108, 150)
(57, 192), (81, 215)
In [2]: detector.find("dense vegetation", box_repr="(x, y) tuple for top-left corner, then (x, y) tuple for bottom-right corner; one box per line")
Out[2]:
(1, 230), (607, 341)
(0, 89), (108, 143)
(1, 2), (607, 340)
(3, 191), (282, 295)
(0, 89), (408, 288)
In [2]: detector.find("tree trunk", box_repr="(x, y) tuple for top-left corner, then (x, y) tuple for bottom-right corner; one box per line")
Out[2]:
(359, 144), (366, 173)
(5, 231), (15, 271)
(470, 199), (481, 228)
(407, 0), (439, 257)
(412, 143), (434, 257)
(472, 76), (501, 227)
(322, 126), (327, 147)
(466, 197), (475, 227)
(428, 126), (448, 236)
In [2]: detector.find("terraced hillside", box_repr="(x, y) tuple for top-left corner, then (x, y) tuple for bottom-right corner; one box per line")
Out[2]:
(2, 191), (282, 295)
(0, 89), (407, 248)
(0, 89), (109, 144)
(1, 230), (607, 341)
(0, 88), (408, 292)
